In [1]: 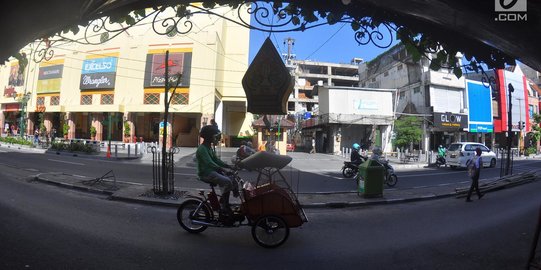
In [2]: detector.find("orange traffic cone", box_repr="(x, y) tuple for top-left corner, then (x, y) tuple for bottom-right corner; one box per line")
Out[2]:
(106, 144), (111, 158)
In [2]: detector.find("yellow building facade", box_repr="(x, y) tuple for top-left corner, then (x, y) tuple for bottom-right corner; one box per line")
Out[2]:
(0, 6), (253, 147)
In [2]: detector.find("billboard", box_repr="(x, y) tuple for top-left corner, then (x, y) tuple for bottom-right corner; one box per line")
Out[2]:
(37, 64), (64, 94)
(144, 52), (192, 88)
(8, 62), (25, 87)
(466, 80), (493, 133)
(79, 56), (117, 90)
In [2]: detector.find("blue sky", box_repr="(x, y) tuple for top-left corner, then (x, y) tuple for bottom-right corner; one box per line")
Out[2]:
(248, 15), (399, 65)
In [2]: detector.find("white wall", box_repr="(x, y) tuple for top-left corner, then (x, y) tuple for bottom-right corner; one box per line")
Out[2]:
(320, 87), (394, 116)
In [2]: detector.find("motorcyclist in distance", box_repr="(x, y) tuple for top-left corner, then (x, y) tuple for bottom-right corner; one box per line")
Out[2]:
(351, 143), (363, 165)
(437, 144), (446, 164)
(196, 125), (238, 212)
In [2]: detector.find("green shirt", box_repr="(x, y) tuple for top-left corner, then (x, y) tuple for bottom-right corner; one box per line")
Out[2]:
(196, 144), (227, 177)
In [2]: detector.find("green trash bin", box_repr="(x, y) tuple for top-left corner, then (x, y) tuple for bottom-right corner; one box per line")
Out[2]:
(357, 159), (385, 198)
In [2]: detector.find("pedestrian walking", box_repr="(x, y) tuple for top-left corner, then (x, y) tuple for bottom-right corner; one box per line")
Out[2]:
(4, 122), (9, 134)
(34, 129), (40, 144)
(309, 137), (316, 154)
(465, 147), (484, 202)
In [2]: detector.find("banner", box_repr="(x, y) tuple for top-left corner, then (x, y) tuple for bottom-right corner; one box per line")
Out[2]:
(144, 52), (192, 88)
(80, 57), (117, 90)
(37, 64), (64, 93)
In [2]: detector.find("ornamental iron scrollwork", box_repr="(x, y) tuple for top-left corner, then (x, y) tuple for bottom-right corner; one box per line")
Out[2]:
(26, 0), (491, 88)
(31, 2), (400, 63)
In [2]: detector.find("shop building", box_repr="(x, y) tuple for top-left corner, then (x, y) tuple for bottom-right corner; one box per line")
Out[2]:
(0, 6), (253, 146)
(358, 43), (467, 151)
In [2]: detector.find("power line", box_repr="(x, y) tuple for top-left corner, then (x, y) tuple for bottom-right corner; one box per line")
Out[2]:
(304, 23), (347, 60)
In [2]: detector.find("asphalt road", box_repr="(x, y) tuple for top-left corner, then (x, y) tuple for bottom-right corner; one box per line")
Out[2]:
(0, 162), (539, 269)
(0, 148), (539, 194)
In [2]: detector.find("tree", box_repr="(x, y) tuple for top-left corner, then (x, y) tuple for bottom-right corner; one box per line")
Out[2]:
(528, 113), (541, 150)
(393, 116), (422, 151)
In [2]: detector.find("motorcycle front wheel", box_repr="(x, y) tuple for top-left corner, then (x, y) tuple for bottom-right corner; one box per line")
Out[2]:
(342, 167), (356, 178)
(177, 199), (211, 233)
(386, 174), (398, 187)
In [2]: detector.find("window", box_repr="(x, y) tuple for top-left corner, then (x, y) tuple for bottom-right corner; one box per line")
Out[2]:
(36, 97), (45, 106)
(384, 71), (389, 77)
(397, 64), (403, 71)
(101, 94), (114, 105)
(399, 91), (406, 98)
(50, 95), (60, 106)
(530, 104), (535, 118)
(144, 93), (160, 104)
(81, 94), (92, 105)
(413, 86), (420, 93)
(170, 93), (189, 105)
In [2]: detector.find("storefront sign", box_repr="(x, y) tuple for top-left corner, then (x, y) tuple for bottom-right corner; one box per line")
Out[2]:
(433, 112), (468, 129)
(3, 87), (15, 97)
(80, 73), (116, 89)
(80, 57), (117, 90)
(37, 64), (64, 93)
(144, 52), (192, 88)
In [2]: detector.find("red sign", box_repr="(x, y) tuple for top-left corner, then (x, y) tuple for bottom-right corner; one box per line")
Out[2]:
(3, 87), (15, 97)
(4, 103), (20, 112)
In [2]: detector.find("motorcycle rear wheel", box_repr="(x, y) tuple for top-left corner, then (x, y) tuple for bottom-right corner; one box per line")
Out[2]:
(386, 174), (398, 187)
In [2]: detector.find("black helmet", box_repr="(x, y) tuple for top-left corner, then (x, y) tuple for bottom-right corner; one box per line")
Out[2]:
(199, 125), (221, 141)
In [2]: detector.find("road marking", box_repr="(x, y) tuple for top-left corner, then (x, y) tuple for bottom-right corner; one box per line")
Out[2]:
(174, 173), (197, 176)
(399, 171), (464, 178)
(47, 159), (85, 166)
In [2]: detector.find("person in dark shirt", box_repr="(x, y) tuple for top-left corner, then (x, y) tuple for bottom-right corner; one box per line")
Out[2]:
(351, 143), (363, 165)
(196, 125), (238, 211)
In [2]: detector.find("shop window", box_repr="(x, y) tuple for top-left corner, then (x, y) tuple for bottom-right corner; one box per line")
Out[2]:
(36, 96), (45, 106)
(101, 94), (114, 105)
(170, 93), (188, 105)
(50, 95), (60, 106)
(81, 94), (93, 105)
(144, 93), (160, 104)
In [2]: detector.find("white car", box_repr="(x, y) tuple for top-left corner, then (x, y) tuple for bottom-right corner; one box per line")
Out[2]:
(445, 142), (497, 169)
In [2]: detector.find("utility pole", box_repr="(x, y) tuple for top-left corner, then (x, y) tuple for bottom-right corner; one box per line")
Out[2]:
(162, 51), (170, 194)
(516, 97), (524, 155)
(283, 37), (295, 62)
(505, 83), (514, 176)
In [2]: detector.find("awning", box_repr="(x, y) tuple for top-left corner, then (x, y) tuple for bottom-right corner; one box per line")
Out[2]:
(4, 103), (20, 112)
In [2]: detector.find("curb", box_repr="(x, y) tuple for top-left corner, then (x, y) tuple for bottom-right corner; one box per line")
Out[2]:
(33, 173), (458, 209)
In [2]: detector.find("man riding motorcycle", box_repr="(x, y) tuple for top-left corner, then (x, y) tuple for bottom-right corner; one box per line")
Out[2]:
(436, 145), (446, 166)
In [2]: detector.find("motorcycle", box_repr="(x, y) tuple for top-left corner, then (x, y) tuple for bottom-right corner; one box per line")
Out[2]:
(341, 156), (367, 178)
(435, 156), (446, 168)
(383, 161), (398, 187)
(354, 159), (398, 187)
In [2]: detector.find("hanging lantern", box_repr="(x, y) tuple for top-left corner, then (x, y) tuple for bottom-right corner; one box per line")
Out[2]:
(242, 37), (294, 115)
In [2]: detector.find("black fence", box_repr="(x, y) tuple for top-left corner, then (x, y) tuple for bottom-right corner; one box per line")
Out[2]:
(497, 148), (517, 177)
(151, 146), (179, 194)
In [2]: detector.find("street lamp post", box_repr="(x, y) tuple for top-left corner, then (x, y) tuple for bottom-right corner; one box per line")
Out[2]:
(13, 92), (31, 139)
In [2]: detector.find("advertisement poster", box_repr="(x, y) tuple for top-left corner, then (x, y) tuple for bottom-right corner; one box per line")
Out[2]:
(79, 56), (117, 90)
(144, 52), (192, 88)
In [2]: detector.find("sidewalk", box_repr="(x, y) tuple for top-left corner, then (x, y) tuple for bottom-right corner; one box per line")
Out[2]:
(33, 170), (539, 209)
